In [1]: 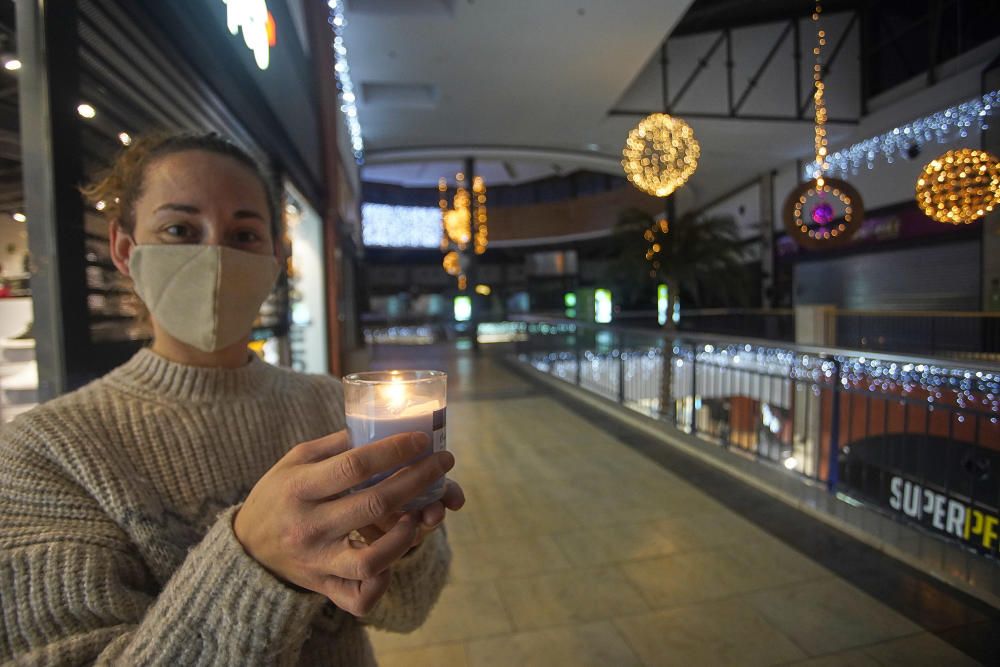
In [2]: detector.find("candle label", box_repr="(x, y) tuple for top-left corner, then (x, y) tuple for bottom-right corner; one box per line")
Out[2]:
(432, 408), (447, 452)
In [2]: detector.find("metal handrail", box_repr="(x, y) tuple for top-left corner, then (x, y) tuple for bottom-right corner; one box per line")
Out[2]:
(510, 314), (1000, 373)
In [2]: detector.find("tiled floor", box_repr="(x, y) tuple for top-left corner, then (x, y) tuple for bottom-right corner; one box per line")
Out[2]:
(363, 346), (989, 666)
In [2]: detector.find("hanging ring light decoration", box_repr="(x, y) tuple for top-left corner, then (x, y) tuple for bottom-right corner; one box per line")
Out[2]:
(915, 148), (1000, 224)
(622, 113), (700, 197)
(782, 0), (864, 249)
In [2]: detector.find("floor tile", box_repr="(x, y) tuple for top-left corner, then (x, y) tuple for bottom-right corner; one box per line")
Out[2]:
(496, 565), (649, 630)
(368, 582), (512, 652)
(450, 535), (572, 582)
(465, 621), (642, 667)
(549, 519), (686, 567)
(614, 598), (807, 666)
(745, 579), (921, 656)
(376, 642), (469, 667)
(785, 648), (880, 666)
(621, 542), (828, 610)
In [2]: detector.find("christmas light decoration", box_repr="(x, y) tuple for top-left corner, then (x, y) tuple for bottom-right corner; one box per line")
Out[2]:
(806, 90), (1000, 179)
(327, 0), (364, 162)
(622, 113), (700, 197)
(915, 148), (1000, 224)
(644, 215), (670, 276)
(442, 251), (461, 276)
(361, 203), (441, 248)
(439, 169), (488, 286)
(783, 0), (863, 248)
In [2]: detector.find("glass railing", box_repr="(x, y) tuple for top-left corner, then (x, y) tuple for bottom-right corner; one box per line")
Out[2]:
(512, 315), (1000, 562)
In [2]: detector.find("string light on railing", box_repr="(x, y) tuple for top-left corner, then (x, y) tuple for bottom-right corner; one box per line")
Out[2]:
(327, 0), (364, 162)
(805, 90), (1000, 179)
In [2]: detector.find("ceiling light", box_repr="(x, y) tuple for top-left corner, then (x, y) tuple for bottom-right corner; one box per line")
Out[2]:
(77, 103), (96, 119)
(2, 56), (21, 71)
(12, 212), (26, 222)
(118, 132), (132, 146)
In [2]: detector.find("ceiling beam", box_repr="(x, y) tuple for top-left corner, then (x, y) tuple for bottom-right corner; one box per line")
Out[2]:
(608, 109), (858, 124)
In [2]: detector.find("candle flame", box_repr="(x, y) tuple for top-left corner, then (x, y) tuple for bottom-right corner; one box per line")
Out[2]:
(386, 375), (407, 413)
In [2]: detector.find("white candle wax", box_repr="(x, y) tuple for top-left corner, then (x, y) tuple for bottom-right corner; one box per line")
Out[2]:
(346, 398), (446, 510)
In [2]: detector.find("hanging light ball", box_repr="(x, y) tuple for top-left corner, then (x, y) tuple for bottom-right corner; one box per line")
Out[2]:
(622, 113), (700, 198)
(915, 148), (1000, 224)
(442, 251), (461, 276)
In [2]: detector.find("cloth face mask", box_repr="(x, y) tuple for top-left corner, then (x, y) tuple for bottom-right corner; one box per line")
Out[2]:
(128, 244), (280, 352)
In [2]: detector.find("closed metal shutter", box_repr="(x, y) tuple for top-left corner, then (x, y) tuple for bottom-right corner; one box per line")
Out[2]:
(794, 241), (980, 311)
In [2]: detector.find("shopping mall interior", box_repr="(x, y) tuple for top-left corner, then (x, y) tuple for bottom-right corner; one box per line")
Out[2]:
(1, 0), (1000, 665)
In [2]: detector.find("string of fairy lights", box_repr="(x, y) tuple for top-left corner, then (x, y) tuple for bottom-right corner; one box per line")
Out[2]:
(811, 1), (828, 187)
(439, 171), (489, 287)
(327, 0), (364, 163)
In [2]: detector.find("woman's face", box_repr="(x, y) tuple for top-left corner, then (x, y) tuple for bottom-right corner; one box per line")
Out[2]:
(111, 149), (274, 270)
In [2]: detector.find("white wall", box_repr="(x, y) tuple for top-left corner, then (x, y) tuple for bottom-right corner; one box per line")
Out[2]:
(0, 216), (28, 278)
(700, 182), (762, 240)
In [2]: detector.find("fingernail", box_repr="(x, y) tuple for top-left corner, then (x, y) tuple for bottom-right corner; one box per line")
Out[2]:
(439, 451), (455, 470)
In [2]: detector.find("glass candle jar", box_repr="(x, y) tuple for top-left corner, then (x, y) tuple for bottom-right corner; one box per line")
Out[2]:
(343, 370), (447, 511)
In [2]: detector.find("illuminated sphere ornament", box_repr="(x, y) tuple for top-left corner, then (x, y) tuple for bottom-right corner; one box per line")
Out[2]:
(915, 148), (1000, 224)
(782, 177), (864, 249)
(622, 113), (700, 197)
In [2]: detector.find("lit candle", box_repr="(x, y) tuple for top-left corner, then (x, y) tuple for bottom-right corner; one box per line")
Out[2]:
(343, 370), (447, 511)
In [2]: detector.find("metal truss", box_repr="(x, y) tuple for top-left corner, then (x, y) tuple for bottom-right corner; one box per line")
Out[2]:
(610, 12), (861, 125)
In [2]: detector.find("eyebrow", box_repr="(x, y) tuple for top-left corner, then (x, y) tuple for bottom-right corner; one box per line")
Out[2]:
(154, 203), (265, 222)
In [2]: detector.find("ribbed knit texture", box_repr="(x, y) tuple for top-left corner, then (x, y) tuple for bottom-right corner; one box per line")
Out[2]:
(0, 348), (451, 666)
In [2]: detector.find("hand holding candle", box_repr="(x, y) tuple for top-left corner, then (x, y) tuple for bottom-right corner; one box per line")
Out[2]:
(344, 371), (448, 511)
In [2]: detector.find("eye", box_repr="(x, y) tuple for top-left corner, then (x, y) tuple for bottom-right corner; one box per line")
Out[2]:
(162, 223), (198, 242)
(234, 229), (261, 244)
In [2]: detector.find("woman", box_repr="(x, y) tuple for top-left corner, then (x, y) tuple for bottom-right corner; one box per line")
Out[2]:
(0, 133), (462, 665)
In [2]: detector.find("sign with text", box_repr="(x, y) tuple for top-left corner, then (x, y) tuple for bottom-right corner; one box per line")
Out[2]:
(887, 474), (998, 555)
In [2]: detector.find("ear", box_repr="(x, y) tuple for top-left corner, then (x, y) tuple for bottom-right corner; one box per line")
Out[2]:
(109, 220), (134, 277)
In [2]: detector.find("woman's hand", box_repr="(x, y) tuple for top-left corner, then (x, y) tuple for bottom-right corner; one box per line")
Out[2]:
(357, 478), (466, 550)
(232, 430), (454, 616)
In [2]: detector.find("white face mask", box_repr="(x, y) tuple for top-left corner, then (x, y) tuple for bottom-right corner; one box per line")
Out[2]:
(128, 244), (280, 353)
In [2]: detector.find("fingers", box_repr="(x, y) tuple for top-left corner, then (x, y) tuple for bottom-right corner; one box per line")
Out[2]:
(294, 432), (431, 501)
(286, 430), (350, 465)
(441, 478), (466, 511)
(420, 502), (445, 527)
(322, 570), (391, 617)
(330, 514), (418, 582)
(325, 450), (455, 531)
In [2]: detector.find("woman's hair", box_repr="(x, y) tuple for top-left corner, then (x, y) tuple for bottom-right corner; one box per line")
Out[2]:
(81, 132), (280, 238)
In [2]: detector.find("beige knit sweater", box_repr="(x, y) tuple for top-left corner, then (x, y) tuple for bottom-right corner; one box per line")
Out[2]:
(0, 349), (451, 666)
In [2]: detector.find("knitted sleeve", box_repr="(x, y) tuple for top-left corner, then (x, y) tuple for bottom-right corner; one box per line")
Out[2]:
(0, 423), (326, 666)
(361, 526), (452, 633)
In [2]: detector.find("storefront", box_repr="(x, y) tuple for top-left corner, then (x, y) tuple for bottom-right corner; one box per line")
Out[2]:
(8, 0), (355, 410)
